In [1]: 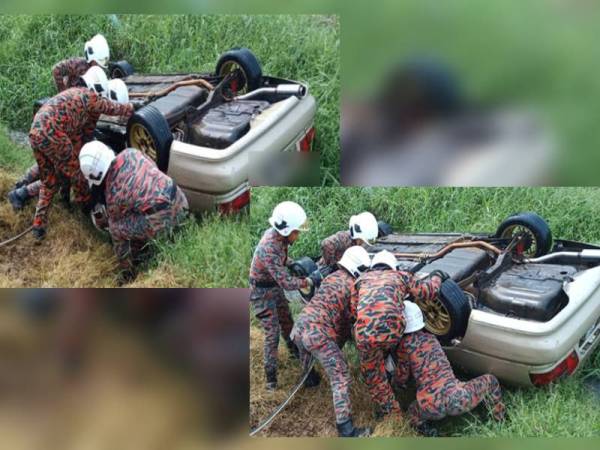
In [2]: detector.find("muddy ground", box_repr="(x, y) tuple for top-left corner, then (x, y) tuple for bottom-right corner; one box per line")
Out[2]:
(249, 325), (418, 437)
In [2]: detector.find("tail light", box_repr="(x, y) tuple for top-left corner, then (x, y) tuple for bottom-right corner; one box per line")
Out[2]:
(296, 126), (315, 152)
(529, 351), (579, 386)
(218, 189), (250, 215)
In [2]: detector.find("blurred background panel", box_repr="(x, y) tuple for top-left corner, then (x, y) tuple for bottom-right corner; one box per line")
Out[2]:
(341, 0), (600, 186)
(0, 289), (249, 449)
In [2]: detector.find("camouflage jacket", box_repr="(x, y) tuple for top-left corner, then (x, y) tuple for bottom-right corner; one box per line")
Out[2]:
(30, 87), (133, 143)
(295, 268), (356, 341)
(319, 230), (354, 267)
(354, 269), (441, 347)
(52, 57), (92, 92)
(395, 330), (455, 391)
(249, 228), (309, 291)
(104, 148), (186, 238)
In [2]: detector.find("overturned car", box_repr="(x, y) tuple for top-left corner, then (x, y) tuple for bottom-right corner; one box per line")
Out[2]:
(292, 213), (600, 387)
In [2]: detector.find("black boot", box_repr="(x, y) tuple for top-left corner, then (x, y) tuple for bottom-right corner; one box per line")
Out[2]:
(286, 340), (300, 359)
(414, 422), (439, 437)
(336, 418), (372, 437)
(265, 369), (277, 391)
(303, 368), (321, 388)
(7, 187), (30, 211)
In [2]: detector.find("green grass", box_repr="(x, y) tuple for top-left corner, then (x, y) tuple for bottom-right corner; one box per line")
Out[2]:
(250, 186), (600, 436)
(0, 14), (340, 183)
(0, 125), (33, 172)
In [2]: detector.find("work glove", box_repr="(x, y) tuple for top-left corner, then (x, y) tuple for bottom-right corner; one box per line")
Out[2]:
(308, 269), (323, 287)
(91, 204), (109, 232)
(429, 269), (450, 282)
(31, 226), (46, 242)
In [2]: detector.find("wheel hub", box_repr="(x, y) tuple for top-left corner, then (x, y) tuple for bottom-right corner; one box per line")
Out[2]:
(416, 297), (451, 335)
(130, 123), (158, 162)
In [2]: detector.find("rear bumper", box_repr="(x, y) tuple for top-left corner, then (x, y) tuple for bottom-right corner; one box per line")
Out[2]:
(181, 182), (249, 213)
(446, 266), (600, 386)
(167, 94), (317, 202)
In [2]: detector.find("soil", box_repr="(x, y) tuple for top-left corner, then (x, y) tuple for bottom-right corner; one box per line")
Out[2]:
(249, 325), (418, 437)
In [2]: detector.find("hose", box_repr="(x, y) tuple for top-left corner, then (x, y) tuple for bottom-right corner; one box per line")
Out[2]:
(249, 358), (315, 437)
(0, 225), (33, 248)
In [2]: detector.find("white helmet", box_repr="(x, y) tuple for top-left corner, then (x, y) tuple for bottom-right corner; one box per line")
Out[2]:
(349, 212), (379, 244)
(79, 141), (116, 186)
(371, 249), (398, 270)
(338, 246), (371, 278)
(107, 78), (129, 104)
(268, 201), (308, 237)
(81, 66), (109, 97)
(404, 301), (425, 333)
(84, 34), (110, 68)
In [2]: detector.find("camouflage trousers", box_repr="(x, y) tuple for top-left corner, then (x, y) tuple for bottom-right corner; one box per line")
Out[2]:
(357, 339), (403, 417)
(409, 374), (505, 426)
(29, 130), (89, 230)
(250, 287), (295, 380)
(110, 188), (189, 270)
(16, 164), (71, 203)
(292, 323), (352, 423)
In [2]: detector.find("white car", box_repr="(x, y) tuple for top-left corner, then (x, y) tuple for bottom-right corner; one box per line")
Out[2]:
(96, 48), (317, 213)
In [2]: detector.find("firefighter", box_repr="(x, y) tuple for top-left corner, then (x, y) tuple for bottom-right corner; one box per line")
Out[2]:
(291, 245), (373, 437)
(9, 34), (111, 210)
(249, 201), (322, 390)
(79, 141), (189, 282)
(319, 212), (379, 268)
(395, 301), (506, 436)
(354, 250), (446, 419)
(21, 68), (133, 240)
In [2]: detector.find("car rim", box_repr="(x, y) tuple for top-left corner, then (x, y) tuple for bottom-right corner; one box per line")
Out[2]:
(416, 297), (451, 335)
(219, 61), (248, 94)
(500, 225), (537, 257)
(130, 123), (158, 162)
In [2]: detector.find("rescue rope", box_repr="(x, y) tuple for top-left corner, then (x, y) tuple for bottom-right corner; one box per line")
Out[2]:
(249, 358), (315, 437)
(0, 226), (33, 248)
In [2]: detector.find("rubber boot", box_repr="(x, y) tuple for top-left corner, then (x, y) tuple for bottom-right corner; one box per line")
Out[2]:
(336, 418), (372, 437)
(286, 339), (300, 360)
(266, 369), (277, 391)
(7, 187), (30, 211)
(414, 422), (439, 437)
(303, 368), (321, 388)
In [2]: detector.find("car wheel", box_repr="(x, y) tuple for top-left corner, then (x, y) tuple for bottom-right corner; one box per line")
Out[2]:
(127, 105), (172, 172)
(109, 60), (135, 79)
(215, 48), (262, 95)
(289, 256), (319, 302)
(377, 220), (393, 238)
(495, 212), (552, 257)
(416, 279), (470, 345)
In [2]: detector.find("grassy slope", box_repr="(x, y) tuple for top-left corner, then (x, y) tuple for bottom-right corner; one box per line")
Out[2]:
(0, 125), (248, 287)
(249, 186), (600, 436)
(0, 14), (340, 183)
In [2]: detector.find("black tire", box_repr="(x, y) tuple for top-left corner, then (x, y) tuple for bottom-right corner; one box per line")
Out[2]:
(126, 105), (172, 172)
(109, 60), (135, 79)
(377, 220), (393, 238)
(215, 48), (262, 94)
(289, 256), (318, 278)
(495, 212), (552, 257)
(418, 279), (471, 345)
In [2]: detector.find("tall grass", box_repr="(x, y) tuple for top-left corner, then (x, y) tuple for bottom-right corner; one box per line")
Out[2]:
(0, 14), (340, 183)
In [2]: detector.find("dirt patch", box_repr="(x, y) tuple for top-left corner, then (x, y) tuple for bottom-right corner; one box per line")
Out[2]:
(249, 325), (418, 437)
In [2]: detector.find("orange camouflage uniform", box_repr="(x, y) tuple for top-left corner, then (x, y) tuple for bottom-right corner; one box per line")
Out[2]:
(354, 269), (441, 416)
(395, 330), (505, 426)
(28, 87), (133, 232)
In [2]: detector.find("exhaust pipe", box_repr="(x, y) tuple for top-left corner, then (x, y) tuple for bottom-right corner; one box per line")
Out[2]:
(524, 249), (600, 264)
(235, 84), (307, 100)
